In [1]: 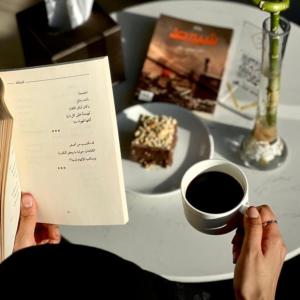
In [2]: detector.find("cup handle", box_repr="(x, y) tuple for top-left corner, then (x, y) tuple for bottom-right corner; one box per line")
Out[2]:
(239, 202), (250, 215)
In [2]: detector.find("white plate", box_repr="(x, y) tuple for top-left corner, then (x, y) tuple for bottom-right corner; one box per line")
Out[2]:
(117, 103), (214, 196)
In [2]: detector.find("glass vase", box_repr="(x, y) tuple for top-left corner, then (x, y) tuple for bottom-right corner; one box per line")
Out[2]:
(240, 16), (290, 170)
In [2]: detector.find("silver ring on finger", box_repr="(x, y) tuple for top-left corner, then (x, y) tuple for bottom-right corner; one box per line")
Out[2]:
(262, 219), (278, 227)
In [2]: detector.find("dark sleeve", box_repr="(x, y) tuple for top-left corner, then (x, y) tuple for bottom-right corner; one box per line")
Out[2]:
(0, 243), (175, 299)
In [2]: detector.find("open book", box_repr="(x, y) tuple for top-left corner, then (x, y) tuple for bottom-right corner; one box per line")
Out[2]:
(0, 57), (128, 261)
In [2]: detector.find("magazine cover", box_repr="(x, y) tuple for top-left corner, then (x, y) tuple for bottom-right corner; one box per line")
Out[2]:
(135, 14), (233, 113)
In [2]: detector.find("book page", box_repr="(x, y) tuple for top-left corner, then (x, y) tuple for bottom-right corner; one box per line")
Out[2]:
(3, 146), (21, 259)
(1, 58), (128, 225)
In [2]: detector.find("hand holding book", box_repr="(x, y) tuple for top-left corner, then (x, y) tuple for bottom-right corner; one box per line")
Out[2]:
(0, 57), (128, 261)
(14, 193), (61, 252)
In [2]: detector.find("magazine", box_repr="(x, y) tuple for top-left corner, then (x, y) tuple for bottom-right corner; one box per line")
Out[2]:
(135, 14), (233, 113)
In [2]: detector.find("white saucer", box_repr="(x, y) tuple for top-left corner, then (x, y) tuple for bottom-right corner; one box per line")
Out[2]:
(117, 102), (214, 196)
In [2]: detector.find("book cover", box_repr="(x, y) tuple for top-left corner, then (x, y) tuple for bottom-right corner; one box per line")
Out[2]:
(0, 57), (128, 260)
(220, 21), (262, 119)
(135, 14), (233, 113)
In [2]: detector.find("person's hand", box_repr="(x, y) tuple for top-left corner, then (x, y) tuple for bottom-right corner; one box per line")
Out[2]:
(14, 193), (61, 252)
(232, 205), (286, 300)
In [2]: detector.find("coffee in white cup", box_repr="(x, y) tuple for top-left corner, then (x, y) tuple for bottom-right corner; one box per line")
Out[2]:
(181, 159), (249, 234)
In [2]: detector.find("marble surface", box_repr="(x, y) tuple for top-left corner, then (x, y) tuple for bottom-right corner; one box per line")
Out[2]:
(56, 1), (300, 282)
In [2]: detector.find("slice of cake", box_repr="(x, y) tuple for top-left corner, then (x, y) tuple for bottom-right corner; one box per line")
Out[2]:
(131, 114), (178, 168)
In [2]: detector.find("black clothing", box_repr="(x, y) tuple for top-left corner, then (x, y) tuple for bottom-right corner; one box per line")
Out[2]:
(0, 243), (174, 299)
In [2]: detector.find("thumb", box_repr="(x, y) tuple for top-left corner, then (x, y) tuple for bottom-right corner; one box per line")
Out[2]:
(242, 206), (263, 252)
(16, 194), (37, 246)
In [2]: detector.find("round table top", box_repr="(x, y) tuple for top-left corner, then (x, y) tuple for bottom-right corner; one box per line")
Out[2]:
(61, 0), (300, 282)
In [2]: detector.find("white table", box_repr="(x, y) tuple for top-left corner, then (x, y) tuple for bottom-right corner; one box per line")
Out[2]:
(61, 1), (300, 282)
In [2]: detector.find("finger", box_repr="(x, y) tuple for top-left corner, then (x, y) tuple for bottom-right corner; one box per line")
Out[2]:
(232, 244), (241, 264)
(46, 224), (61, 243)
(34, 224), (61, 244)
(232, 227), (244, 264)
(34, 223), (48, 243)
(258, 205), (285, 257)
(37, 239), (50, 245)
(241, 206), (263, 253)
(14, 193), (37, 251)
(231, 226), (244, 245)
(34, 223), (51, 243)
(257, 204), (276, 220)
(258, 205), (281, 237)
(18, 193), (37, 240)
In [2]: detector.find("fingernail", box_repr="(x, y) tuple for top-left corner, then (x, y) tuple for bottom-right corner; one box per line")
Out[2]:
(22, 194), (33, 208)
(247, 206), (259, 218)
(55, 231), (61, 240)
(49, 239), (60, 244)
(40, 239), (49, 245)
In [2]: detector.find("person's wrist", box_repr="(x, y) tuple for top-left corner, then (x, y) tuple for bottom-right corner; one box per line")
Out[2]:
(235, 290), (275, 300)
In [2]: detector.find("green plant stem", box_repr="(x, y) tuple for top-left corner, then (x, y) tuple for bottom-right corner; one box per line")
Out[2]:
(250, 1), (290, 128)
(251, 0), (290, 13)
(266, 12), (280, 126)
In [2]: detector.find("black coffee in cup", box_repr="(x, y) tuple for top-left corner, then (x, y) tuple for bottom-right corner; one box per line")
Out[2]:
(185, 171), (244, 214)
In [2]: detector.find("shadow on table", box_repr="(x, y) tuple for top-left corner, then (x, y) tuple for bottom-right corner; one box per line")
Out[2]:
(117, 114), (136, 160)
(113, 11), (157, 112)
(204, 120), (250, 166)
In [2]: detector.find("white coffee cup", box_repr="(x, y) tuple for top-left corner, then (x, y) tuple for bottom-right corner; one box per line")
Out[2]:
(181, 159), (249, 234)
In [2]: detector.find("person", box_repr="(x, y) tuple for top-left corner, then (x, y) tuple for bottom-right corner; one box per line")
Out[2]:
(0, 193), (286, 300)
(232, 205), (286, 300)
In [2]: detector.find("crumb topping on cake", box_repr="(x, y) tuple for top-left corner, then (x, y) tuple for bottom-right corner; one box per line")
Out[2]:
(132, 114), (177, 150)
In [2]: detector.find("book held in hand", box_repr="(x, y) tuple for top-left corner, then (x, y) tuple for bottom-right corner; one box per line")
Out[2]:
(135, 14), (233, 113)
(0, 57), (128, 261)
